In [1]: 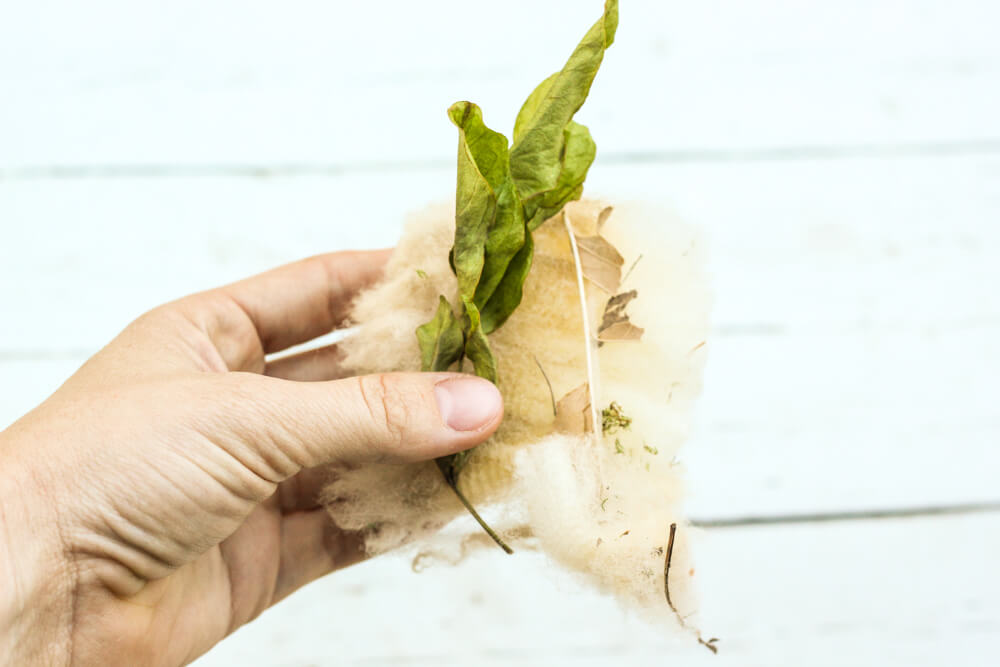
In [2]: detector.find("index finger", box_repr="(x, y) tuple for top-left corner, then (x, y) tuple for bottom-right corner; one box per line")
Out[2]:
(218, 248), (392, 356)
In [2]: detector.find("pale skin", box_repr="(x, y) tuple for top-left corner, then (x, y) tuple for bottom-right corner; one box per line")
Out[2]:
(0, 249), (504, 666)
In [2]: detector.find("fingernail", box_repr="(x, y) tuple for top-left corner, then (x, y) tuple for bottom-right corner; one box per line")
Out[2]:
(434, 377), (502, 432)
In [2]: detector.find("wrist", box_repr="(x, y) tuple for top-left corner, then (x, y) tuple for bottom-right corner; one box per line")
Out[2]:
(0, 431), (74, 664)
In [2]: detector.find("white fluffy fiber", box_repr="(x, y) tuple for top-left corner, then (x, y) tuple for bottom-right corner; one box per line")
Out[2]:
(322, 198), (711, 626)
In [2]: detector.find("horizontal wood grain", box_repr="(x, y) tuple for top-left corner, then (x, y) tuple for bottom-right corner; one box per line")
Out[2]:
(1, 0), (998, 168)
(190, 512), (1000, 666)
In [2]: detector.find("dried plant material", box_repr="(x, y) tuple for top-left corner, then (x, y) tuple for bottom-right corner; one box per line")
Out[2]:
(597, 321), (644, 342)
(325, 197), (711, 645)
(599, 289), (643, 334)
(598, 289), (645, 342)
(414, 0), (619, 551)
(533, 354), (558, 417)
(575, 233), (625, 293)
(555, 382), (593, 434)
(621, 253), (643, 285)
(596, 205), (614, 230)
(665, 523), (719, 654)
(565, 213), (602, 437)
(601, 401), (632, 435)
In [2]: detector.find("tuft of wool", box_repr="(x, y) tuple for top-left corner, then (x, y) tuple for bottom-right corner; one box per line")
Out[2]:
(321, 198), (711, 626)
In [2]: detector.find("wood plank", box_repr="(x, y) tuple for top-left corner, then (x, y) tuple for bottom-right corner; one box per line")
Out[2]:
(190, 512), (1000, 666)
(2, 155), (998, 515)
(2, 0), (999, 168)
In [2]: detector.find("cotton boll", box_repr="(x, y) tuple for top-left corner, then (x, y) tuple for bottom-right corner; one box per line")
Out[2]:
(322, 198), (709, 630)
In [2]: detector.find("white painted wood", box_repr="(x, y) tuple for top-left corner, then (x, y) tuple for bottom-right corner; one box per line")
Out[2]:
(1, 0), (998, 168)
(189, 512), (1000, 666)
(2, 155), (998, 517)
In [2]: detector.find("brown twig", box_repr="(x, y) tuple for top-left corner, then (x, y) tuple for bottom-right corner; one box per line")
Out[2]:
(664, 523), (719, 654)
(532, 354), (558, 417)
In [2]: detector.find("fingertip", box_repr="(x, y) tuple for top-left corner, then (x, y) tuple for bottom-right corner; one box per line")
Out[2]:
(433, 376), (504, 434)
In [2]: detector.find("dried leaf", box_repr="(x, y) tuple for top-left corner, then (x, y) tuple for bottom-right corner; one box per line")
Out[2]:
(509, 0), (618, 200)
(478, 222), (533, 334)
(415, 0), (619, 555)
(524, 121), (595, 230)
(575, 234), (624, 293)
(601, 401), (631, 435)
(598, 289), (644, 341)
(449, 103), (499, 301)
(597, 321), (644, 342)
(596, 205), (613, 230)
(462, 300), (497, 384)
(416, 296), (465, 373)
(555, 382), (593, 434)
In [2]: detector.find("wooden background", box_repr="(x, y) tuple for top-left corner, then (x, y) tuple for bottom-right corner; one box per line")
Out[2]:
(1, 1), (997, 664)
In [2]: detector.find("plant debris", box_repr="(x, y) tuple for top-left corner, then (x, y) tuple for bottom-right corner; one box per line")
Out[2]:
(415, 0), (619, 552)
(643, 444), (658, 455)
(665, 523), (720, 654)
(555, 382), (593, 434)
(601, 401), (632, 435)
(575, 233), (625, 293)
(598, 289), (644, 342)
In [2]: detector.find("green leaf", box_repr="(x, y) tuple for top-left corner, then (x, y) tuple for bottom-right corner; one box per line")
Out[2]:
(526, 121), (596, 230)
(462, 299), (498, 384)
(449, 103), (505, 301)
(472, 180), (526, 309)
(416, 296), (465, 372)
(479, 222), (534, 333)
(508, 0), (618, 200)
(448, 102), (510, 190)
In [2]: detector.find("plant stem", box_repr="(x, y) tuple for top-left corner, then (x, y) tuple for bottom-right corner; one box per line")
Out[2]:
(445, 480), (513, 554)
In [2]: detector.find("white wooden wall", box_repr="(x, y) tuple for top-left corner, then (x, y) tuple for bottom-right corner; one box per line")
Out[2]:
(1, 1), (998, 664)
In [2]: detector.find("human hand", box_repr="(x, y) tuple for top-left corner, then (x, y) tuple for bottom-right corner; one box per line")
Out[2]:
(0, 250), (504, 666)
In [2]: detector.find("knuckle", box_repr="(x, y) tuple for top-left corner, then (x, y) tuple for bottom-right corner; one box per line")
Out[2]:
(357, 374), (415, 453)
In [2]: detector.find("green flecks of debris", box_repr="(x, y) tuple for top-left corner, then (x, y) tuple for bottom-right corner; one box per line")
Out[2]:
(601, 401), (631, 435)
(416, 269), (429, 279)
(614, 438), (625, 454)
(600, 497), (609, 511)
(643, 444), (658, 455)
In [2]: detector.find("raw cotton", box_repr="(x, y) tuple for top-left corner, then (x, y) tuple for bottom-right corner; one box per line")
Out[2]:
(322, 197), (711, 628)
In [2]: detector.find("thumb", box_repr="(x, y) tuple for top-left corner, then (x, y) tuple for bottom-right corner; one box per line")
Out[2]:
(214, 371), (504, 478)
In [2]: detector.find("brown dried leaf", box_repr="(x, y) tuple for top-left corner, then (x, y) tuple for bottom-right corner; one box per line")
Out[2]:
(598, 289), (644, 342)
(596, 205), (613, 231)
(575, 234), (624, 293)
(555, 382), (593, 434)
(597, 321), (644, 341)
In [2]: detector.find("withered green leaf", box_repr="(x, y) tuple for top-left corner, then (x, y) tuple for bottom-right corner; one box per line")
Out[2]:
(509, 0), (618, 200)
(478, 223), (534, 334)
(416, 296), (465, 372)
(473, 180), (525, 311)
(462, 300), (498, 384)
(415, 0), (619, 554)
(526, 121), (596, 230)
(449, 102), (503, 301)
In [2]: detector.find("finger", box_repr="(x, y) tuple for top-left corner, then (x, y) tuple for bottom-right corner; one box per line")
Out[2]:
(271, 509), (367, 605)
(200, 249), (392, 367)
(264, 343), (347, 382)
(205, 372), (503, 484)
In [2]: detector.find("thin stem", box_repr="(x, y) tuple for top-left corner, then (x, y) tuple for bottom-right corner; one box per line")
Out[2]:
(446, 482), (513, 554)
(563, 212), (601, 437)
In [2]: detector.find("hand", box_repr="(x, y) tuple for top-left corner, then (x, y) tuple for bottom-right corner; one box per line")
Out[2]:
(0, 250), (504, 666)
